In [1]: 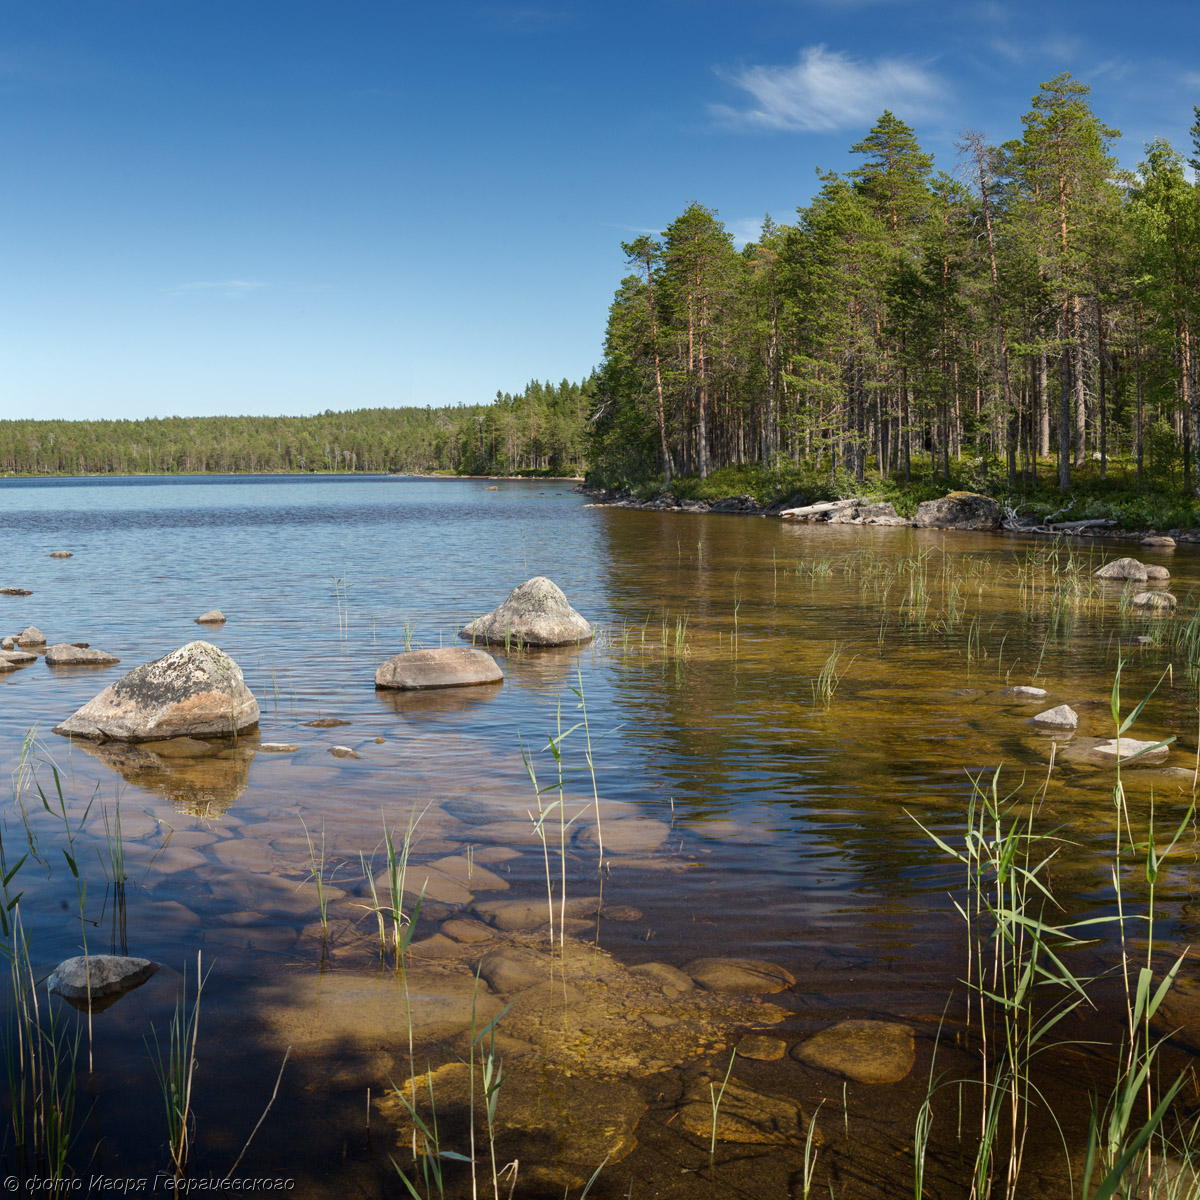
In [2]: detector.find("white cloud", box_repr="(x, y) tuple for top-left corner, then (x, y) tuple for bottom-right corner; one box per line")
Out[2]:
(711, 45), (945, 133)
(172, 280), (266, 299)
(728, 217), (768, 248)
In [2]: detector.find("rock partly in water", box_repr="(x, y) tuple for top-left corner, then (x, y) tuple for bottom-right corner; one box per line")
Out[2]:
(260, 742), (299, 752)
(1132, 591), (1177, 612)
(329, 745), (363, 759)
(791, 1019), (916, 1083)
(375, 647), (503, 690)
(1144, 565), (1171, 580)
(1094, 557), (1149, 581)
(912, 491), (1002, 531)
(303, 717), (351, 728)
(1029, 704), (1079, 730)
(1093, 738), (1170, 764)
(17, 626), (46, 647)
(1, 636), (14, 649)
(683, 957), (796, 994)
(0, 588), (32, 596)
(1141, 535), (1176, 548)
(44, 644), (120, 666)
(48, 552), (73, 559)
(52, 641), (259, 743)
(1004, 685), (1048, 699)
(460, 577), (592, 647)
(48, 955), (158, 1009)
(195, 609), (226, 624)
(0, 649), (36, 665)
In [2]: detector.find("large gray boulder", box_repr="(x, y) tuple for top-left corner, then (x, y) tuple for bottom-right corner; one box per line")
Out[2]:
(44, 643), (120, 666)
(375, 647), (503, 690)
(1094, 557), (1148, 582)
(460, 577), (592, 647)
(49, 955), (158, 1007)
(912, 492), (1002, 531)
(53, 641), (259, 742)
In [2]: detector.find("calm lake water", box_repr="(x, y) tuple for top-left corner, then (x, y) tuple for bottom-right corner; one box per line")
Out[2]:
(2, 474), (1198, 1198)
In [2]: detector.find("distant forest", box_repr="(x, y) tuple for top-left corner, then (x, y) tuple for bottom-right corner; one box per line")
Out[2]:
(589, 74), (1200, 495)
(0, 379), (592, 476)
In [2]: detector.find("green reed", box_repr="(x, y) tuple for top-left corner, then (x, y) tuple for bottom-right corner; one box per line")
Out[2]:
(812, 644), (849, 708)
(300, 815), (331, 936)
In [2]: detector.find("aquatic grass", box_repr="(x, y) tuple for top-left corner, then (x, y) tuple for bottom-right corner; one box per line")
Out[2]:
(357, 807), (427, 968)
(147, 951), (206, 1177)
(800, 1099), (824, 1200)
(708, 1047), (736, 1168)
(811, 644), (851, 708)
(299, 815), (331, 937)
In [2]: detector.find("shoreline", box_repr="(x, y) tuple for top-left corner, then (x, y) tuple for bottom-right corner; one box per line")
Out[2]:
(575, 484), (1200, 543)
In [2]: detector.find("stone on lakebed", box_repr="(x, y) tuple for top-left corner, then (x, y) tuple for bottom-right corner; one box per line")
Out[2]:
(1004, 685), (1048, 699)
(1093, 737), (1170, 764)
(375, 646), (502, 690)
(44, 643), (120, 666)
(683, 957), (796, 994)
(53, 641), (259, 743)
(460, 577), (592, 647)
(1132, 591), (1176, 612)
(792, 1019), (916, 1084)
(1029, 704), (1078, 730)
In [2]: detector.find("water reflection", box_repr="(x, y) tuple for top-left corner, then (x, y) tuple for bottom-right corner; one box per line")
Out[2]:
(374, 681), (504, 721)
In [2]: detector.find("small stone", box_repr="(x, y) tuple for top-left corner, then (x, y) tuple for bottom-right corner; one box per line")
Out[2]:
(1094, 557), (1148, 582)
(17, 626), (46, 647)
(1132, 592), (1176, 611)
(1003, 686), (1048, 699)
(644, 1013), (676, 1029)
(684, 957), (796, 994)
(791, 1019), (915, 1083)
(375, 647), (503, 690)
(329, 745), (362, 759)
(601, 905), (644, 922)
(259, 743), (300, 753)
(48, 552), (73, 559)
(0, 637), (14, 649)
(1029, 705), (1078, 730)
(0, 588), (32, 596)
(736, 1033), (787, 1061)
(195, 610), (226, 624)
(43, 644), (120, 666)
(304, 717), (351, 728)
(1093, 738), (1170, 763)
(49, 955), (158, 1008)
(374, 736), (386, 743)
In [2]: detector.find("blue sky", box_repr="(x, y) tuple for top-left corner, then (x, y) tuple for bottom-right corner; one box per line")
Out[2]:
(2, 0), (1197, 422)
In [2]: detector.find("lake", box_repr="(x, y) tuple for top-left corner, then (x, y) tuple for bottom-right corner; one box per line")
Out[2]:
(1, 474), (1197, 1198)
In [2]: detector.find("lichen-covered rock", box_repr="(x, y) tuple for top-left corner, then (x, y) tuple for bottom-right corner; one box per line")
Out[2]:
(375, 647), (503, 690)
(49, 955), (158, 1006)
(52, 641), (259, 743)
(1029, 704), (1078, 730)
(912, 492), (1002, 531)
(44, 644), (120, 666)
(460, 577), (592, 647)
(791, 1019), (915, 1083)
(1094, 557), (1149, 581)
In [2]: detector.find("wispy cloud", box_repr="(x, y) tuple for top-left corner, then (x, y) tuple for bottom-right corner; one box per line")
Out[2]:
(728, 217), (768, 248)
(989, 34), (1081, 64)
(172, 280), (266, 299)
(711, 45), (945, 133)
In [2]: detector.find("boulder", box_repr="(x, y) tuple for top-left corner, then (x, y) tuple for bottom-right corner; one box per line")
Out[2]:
(1, 637), (14, 649)
(17, 626), (46, 647)
(0, 588), (32, 596)
(375, 647), (503, 690)
(0, 650), (36, 665)
(677, 1077), (810, 1145)
(1094, 557), (1148, 582)
(1029, 705), (1078, 730)
(195, 609), (226, 624)
(911, 491), (1002, 531)
(1144, 565), (1171, 581)
(1141, 536), (1176, 548)
(1004, 686), (1048, 699)
(683, 957), (796, 994)
(460, 577), (593, 647)
(791, 1019), (915, 1084)
(1132, 592), (1177, 612)
(52, 641), (259, 743)
(329, 745), (362, 759)
(49, 955), (158, 1007)
(48, 552), (73, 559)
(44, 644), (120, 666)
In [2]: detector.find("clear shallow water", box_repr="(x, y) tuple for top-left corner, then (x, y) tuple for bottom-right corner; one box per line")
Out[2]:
(2, 475), (1199, 1197)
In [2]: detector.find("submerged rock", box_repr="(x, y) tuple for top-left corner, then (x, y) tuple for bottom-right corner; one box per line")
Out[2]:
(0, 587), (32, 596)
(44, 643), (120, 666)
(1093, 738), (1170, 764)
(736, 1033), (788, 1061)
(49, 955), (158, 1008)
(259, 742), (299, 753)
(195, 609), (226, 624)
(1029, 704), (1078, 730)
(1004, 685), (1048, 699)
(329, 745), (362, 759)
(1132, 591), (1176, 611)
(52, 641), (259, 743)
(375, 646), (503, 690)
(677, 1076), (814, 1145)
(460, 577), (593, 647)
(912, 491), (1002, 531)
(1094, 557), (1149, 582)
(48, 551), (73, 559)
(791, 1019), (915, 1083)
(17, 626), (46, 647)
(684, 957), (796, 994)
(303, 717), (350, 728)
